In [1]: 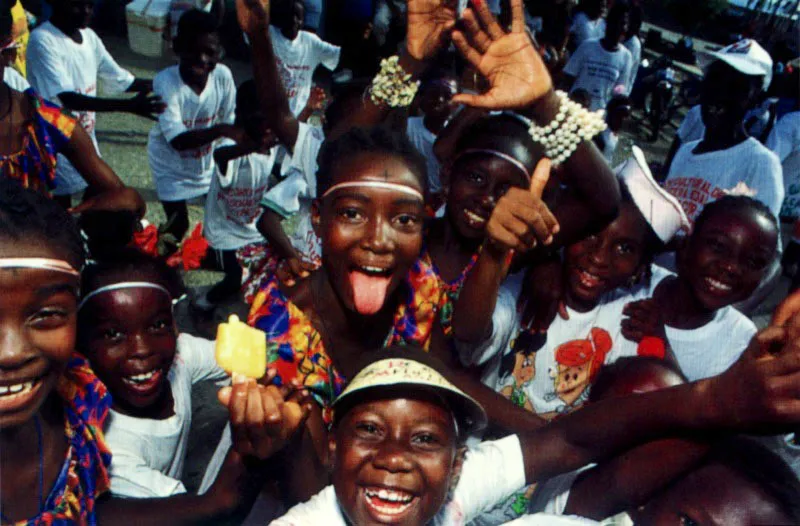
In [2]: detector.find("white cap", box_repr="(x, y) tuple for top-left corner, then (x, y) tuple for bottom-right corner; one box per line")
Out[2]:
(699, 39), (773, 91)
(617, 146), (690, 243)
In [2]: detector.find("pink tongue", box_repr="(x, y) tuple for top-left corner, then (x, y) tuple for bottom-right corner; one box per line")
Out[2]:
(349, 271), (391, 315)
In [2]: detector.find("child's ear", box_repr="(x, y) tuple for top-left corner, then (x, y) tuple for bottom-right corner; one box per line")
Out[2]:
(311, 200), (322, 237)
(448, 446), (468, 494)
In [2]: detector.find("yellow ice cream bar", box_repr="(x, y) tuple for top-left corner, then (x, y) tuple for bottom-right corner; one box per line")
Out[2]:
(215, 315), (267, 379)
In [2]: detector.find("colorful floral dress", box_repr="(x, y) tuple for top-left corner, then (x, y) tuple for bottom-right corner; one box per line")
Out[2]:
(425, 249), (480, 338)
(8, 353), (112, 525)
(0, 89), (76, 196)
(247, 256), (442, 416)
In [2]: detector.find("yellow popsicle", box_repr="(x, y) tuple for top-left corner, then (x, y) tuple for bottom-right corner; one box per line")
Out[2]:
(215, 315), (267, 379)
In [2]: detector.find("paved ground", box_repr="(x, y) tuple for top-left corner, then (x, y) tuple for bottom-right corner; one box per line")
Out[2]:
(94, 33), (787, 494)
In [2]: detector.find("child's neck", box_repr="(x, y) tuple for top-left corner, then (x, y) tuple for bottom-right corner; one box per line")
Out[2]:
(694, 124), (748, 154)
(656, 276), (716, 330)
(308, 271), (400, 379)
(428, 217), (482, 282)
(178, 64), (210, 95)
(49, 15), (82, 42)
(113, 387), (175, 420)
(600, 37), (620, 52)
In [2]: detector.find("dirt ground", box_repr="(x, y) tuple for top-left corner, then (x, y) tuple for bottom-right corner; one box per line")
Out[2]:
(92, 35), (787, 495)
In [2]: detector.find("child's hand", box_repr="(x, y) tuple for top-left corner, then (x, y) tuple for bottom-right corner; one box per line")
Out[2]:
(406, 0), (458, 61)
(129, 91), (166, 120)
(485, 158), (558, 254)
(519, 257), (567, 333)
(452, 0), (553, 110)
(218, 376), (313, 460)
(771, 289), (800, 329)
(307, 86), (327, 111)
(622, 299), (667, 343)
(236, 0), (270, 36)
(276, 256), (315, 287)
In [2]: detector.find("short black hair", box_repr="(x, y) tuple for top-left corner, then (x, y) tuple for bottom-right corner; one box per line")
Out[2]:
(589, 356), (687, 403)
(323, 80), (370, 134)
(453, 113), (545, 174)
(316, 126), (429, 198)
(80, 247), (186, 302)
(698, 437), (800, 523)
(606, 1), (630, 26)
(78, 209), (138, 261)
(0, 178), (85, 268)
(174, 9), (219, 52)
(693, 195), (777, 236)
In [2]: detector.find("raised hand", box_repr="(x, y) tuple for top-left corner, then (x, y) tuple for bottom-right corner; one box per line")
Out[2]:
(622, 299), (668, 343)
(485, 158), (559, 253)
(452, 0), (553, 110)
(130, 91), (166, 120)
(236, 0), (270, 36)
(406, 0), (458, 61)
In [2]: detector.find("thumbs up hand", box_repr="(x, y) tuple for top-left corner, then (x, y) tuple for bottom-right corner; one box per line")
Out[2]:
(485, 158), (559, 254)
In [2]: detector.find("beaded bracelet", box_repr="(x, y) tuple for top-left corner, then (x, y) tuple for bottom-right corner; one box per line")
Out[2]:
(368, 56), (421, 108)
(528, 90), (607, 165)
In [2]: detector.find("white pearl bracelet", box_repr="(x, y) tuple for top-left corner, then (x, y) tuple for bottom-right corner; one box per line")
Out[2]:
(368, 56), (421, 108)
(528, 90), (607, 165)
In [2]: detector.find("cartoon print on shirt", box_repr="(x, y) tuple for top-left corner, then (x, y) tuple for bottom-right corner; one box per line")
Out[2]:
(544, 327), (613, 415)
(498, 331), (547, 413)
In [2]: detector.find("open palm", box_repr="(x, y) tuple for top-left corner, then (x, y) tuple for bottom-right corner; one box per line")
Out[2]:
(452, 0), (552, 110)
(406, 0), (458, 61)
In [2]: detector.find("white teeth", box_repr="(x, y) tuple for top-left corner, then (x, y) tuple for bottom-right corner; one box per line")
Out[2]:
(0, 381), (34, 398)
(364, 488), (414, 515)
(361, 266), (388, 274)
(464, 210), (486, 225)
(123, 370), (158, 385)
(365, 488), (413, 503)
(705, 278), (732, 291)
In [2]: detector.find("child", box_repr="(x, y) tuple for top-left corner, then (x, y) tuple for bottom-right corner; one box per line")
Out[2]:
(562, 2), (632, 111)
(622, 196), (779, 381)
(272, 334), (800, 525)
(663, 39), (783, 224)
(198, 80), (278, 311)
(0, 178), (305, 524)
(567, 0), (606, 52)
(622, 5), (642, 89)
(406, 73), (459, 204)
(148, 9), (239, 244)
(270, 0), (340, 117)
(26, 0), (164, 207)
(594, 95), (630, 163)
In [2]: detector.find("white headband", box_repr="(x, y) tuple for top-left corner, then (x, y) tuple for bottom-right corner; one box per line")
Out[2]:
(455, 149), (531, 179)
(78, 282), (172, 311)
(321, 181), (425, 201)
(0, 258), (80, 277)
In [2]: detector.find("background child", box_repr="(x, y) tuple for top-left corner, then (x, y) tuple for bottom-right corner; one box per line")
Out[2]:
(26, 0), (164, 208)
(269, 0), (340, 117)
(622, 196), (779, 381)
(594, 94), (630, 163)
(148, 9), (239, 245)
(198, 79), (278, 311)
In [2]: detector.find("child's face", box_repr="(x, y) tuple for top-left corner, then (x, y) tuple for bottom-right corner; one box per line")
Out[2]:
(314, 153), (426, 317)
(56, 0), (94, 29)
(446, 152), (531, 240)
(277, 0), (305, 40)
(419, 80), (458, 121)
(331, 397), (459, 526)
(700, 62), (758, 133)
(680, 209), (777, 311)
(605, 12), (629, 44)
(80, 288), (176, 413)
(564, 202), (648, 310)
(636, 463), (792, 525)
(178, 32), (222, 86)
(0, 241), (78, 430)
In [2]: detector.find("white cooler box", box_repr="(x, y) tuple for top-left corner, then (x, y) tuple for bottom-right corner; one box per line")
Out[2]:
(126, 0), (171, 58)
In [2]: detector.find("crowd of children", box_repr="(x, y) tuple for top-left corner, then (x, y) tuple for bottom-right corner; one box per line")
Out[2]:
(1, 0), (800, 524)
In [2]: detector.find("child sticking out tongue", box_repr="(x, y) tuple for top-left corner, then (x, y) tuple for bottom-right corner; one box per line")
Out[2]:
(350, 269), (392, 315)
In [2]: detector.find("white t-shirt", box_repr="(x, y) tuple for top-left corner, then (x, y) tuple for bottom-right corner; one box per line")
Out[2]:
(767, 112), (800, 219)
(203, 139), (278, 251)
(622, 35), (641, 90)
(148, 64), (236, 202)
(260, 122), (324, 266)
(663, 137), (784, 223)
(105, 334), (229, 498)
(27, 22), (135, 196)
(676, 105), (704, 143)
(406, 116), (442, 194)
(270, 28), (340, 117)
(569, 13), (606, 48)
(271, 435), (527, 526)
(564, 39), (632, 111)
(4, 67), (30, 91)
(169, 0), (214, 38)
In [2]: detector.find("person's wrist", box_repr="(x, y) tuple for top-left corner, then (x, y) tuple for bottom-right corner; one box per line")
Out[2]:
(692, 378), (724, 428)
(399, 47), (429, 79)
(526, 88), (560, 125)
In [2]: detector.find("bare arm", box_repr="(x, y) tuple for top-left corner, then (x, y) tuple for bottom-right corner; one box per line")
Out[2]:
(170, 125), (242, 152)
